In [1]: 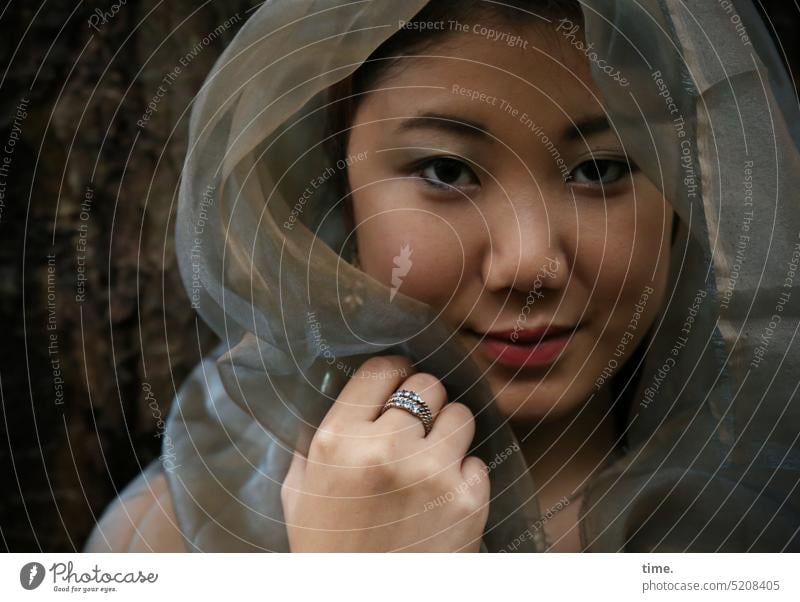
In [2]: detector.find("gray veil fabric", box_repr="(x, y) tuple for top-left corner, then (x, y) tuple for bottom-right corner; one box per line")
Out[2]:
(165, 0), (800, 551)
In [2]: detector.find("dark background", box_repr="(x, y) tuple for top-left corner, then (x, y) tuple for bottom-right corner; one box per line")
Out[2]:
(0, 0), (798, 552)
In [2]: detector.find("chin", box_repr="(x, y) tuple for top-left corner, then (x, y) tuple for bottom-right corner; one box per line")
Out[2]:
(490, 382), (584, 423)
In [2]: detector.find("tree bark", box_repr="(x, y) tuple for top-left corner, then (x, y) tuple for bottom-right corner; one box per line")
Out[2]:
(0, 0), (253, 552)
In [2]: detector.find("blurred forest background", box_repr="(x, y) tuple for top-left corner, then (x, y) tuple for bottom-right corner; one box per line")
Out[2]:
(0, 0), (799, 552)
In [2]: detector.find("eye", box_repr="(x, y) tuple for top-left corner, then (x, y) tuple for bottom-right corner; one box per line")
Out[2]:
(417, 157), (479, 191)
(568, 158), (635, 186)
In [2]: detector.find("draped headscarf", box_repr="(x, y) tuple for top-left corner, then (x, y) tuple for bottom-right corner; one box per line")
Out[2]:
(166, 0), (800, 551)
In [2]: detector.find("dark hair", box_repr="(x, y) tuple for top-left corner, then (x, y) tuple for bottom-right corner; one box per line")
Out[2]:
(322, 0), (650, 445)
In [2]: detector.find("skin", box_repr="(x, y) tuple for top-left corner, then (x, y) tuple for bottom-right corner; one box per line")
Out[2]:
(286, 19), (675, 552)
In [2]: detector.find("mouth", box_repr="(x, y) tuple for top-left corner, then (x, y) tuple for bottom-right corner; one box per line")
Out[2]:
(462, 323), (580, 368)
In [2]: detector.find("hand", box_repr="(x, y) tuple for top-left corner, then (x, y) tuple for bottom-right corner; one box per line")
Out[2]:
(280, 355), (490, 552)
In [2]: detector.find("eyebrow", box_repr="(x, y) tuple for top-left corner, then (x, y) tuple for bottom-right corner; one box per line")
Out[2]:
(394, 111), (613, 144)
(562, 115), (613, 142)
(394, 112), (494, 142)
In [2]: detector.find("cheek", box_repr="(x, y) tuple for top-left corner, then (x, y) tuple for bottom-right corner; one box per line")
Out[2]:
(581, 191), (672, 328)
(351, 180), (468, 306)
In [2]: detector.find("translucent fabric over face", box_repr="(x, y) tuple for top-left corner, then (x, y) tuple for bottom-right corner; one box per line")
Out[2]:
(167, 0), (800, 551)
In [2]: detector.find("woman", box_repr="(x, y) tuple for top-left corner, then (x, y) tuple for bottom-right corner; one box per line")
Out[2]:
(85, 0), (800, 552)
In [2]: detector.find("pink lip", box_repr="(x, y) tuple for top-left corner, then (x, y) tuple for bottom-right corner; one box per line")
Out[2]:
(468, 325), (579, 367)
(485, 325), (574, 343)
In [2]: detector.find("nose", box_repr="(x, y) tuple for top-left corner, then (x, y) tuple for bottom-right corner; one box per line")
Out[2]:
(479, 196), (570, 296)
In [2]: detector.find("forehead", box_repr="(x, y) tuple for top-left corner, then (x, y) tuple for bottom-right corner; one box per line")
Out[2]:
(353, 27), (604, 133)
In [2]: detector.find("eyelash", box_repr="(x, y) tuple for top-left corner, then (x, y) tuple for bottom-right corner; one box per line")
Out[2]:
(565, 157), (639, 186)
(411, 155), (638, 193)
(413, 156), (479, 192)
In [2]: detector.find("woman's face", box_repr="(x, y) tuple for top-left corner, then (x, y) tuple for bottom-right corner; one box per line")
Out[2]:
(344, 22), (673, 422)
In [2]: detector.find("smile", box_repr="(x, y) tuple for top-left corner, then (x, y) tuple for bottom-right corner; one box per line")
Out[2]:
(464, 324), (580, 368)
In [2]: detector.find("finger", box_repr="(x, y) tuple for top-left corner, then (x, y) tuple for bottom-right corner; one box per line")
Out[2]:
(321, 355), (415, 429)
(425, 402), (477, 462)
(375, 372), (448, 438)
(460, 455), (491, 509)
(280, 449), (307, 515)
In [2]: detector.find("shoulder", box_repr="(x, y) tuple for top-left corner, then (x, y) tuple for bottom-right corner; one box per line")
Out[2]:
(83, 462), (188, 552)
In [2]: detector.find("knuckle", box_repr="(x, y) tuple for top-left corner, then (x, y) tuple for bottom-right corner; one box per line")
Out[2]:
(401, 454), (445, 484)
(279, 479), (291, 508)
(280, 475), (300, 516)
(359, 447), (403, 488)
(446, 401), (474, 421)
(308, 427), (341, 459)
(359, 356), (392, 374)
(456, 491), (485, 516)
(472, 464), (490, 493)
(421, 454), (448, 478)
(359, 435), (400, 468)
(357, 355), (413, 381)
(408, 372), (447, 399)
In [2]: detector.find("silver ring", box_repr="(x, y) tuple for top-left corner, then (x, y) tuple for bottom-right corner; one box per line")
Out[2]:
(380, 389), (434, 436)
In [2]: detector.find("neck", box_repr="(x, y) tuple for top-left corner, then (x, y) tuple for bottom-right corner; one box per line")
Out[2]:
(510, 387), (620, 506)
